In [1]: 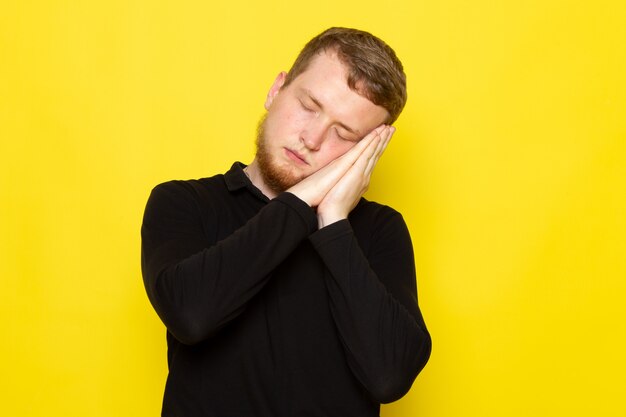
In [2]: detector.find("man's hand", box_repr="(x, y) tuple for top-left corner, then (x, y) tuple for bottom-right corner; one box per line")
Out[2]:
(317, 125), (394, 228)
(287, 125), (394, 228)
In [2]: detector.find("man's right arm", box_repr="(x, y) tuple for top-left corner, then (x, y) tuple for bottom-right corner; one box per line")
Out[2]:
(141, 181), (317, 345)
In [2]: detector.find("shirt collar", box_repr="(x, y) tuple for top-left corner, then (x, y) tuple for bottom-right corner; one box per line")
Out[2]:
(224, 162), (249, 191)
(224, 161), (270, 202)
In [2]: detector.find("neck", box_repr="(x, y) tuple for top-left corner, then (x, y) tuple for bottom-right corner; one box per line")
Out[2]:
(245, 159), (279, 199)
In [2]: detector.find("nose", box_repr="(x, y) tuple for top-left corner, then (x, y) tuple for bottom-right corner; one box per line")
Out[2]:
(300, 120), (326, 151)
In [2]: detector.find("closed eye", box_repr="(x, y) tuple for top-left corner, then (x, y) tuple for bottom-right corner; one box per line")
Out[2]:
(299, 99), (315, 112)
(335, 128), (357, 142)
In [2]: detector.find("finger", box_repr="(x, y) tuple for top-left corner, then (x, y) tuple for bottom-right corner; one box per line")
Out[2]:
(332, 128), (380, 170)
(332, 125), (388, 184)
(365, 137), (384, 174)
(315, 128), (379, 176)
(375, 126), (394, 158)
(373, 126), (393, 163)
(361, 134), (383, 173)
(364, 126), (392, 174)
(355, 124), (385, 151)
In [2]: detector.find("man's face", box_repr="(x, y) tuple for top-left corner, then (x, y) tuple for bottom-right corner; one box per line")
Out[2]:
(255, 51), (390, 192)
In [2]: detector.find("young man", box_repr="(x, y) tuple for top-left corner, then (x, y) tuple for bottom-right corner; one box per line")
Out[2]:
(141, 27), (431, 416)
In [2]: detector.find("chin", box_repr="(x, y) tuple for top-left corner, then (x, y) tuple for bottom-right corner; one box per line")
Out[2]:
(261, 159), (303, 192)
(255, 142), (303, 192)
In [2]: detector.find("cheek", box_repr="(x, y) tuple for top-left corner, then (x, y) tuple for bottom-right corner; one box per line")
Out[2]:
(318, 140), (356, 165)
(268, 107), (310, 137)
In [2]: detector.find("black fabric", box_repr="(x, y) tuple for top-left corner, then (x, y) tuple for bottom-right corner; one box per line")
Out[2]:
(141, 162), (431, 417)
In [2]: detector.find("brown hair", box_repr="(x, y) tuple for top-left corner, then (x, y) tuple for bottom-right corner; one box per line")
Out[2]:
(283, 27), (407, 124)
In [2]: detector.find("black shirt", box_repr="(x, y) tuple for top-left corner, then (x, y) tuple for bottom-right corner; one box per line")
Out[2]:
(141, 162), (431, 416)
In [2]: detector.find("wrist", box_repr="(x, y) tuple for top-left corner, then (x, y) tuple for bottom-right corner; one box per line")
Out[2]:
(317, 211), (347, 229)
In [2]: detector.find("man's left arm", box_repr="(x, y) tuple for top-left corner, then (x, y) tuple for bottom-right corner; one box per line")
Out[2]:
(308, 208), (431, 404)
(304, 125), (431, 403)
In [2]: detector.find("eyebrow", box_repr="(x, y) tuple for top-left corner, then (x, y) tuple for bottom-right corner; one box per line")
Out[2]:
(303, 89), (361, 136)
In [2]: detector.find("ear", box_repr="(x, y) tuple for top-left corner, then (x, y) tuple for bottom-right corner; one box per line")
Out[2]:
(264, 71), (287, 110)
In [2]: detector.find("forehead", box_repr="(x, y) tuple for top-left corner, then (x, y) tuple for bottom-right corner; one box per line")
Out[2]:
(292, 51), (359, 99)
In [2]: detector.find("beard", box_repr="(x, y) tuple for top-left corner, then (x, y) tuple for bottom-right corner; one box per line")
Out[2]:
(255, 114), (305, 193)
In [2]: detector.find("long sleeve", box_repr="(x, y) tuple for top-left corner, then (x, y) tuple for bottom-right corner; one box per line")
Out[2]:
(308, 205), (431, 403)
(141, 181), (317, 345)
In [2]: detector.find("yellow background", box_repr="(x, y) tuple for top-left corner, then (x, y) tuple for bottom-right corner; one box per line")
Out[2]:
(2, 0), (625, 415)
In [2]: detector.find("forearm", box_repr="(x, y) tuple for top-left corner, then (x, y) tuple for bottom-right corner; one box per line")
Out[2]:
(309, 217), (431, 403)
(142, 186), (317, 344)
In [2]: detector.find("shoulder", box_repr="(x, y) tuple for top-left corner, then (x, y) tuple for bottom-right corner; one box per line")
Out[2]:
(151, 174), (226, 198)
(144, 174), (230, 226)
(148, 162), (250, 204)
(148, 174), (229, 208)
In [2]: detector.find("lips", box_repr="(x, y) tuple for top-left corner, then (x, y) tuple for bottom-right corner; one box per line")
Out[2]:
(285, 148), (309, 165)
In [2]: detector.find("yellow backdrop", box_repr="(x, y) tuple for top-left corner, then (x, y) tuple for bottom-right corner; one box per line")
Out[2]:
(2, 1), (625, 416)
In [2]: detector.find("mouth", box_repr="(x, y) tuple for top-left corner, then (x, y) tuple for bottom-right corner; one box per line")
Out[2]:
(284, 148), (309, 166)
